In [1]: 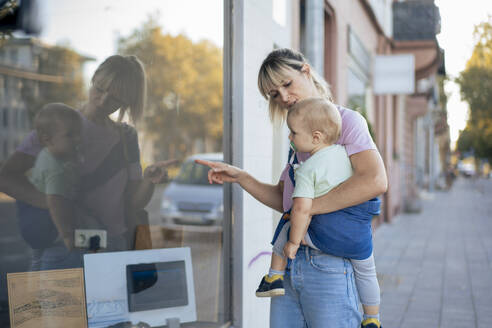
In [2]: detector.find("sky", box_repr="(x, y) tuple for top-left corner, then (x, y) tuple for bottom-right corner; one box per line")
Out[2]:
(435, 0), (492, 149)
(36, 0), (223, 80)
(32, 1), (492, 150)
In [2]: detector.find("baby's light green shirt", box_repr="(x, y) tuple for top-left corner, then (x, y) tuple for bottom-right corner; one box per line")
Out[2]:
(292, 145), (353, 199)
(28, 148), (78, 199)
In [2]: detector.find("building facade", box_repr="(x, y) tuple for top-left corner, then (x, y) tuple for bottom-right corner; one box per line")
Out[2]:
(0, 37), (92, 165)
(0, 38), (39, 163)
(227, 0), (448, 326)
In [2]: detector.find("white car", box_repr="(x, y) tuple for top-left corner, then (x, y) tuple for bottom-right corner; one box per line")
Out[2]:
(160, 153), (223, 225)
(458, 162), (475, 177)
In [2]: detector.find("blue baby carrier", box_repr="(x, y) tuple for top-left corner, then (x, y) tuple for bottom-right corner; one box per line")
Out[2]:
(271, 148), (381, 260)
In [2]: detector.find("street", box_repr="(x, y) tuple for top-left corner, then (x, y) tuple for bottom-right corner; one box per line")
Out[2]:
(376, 177), (492, 327)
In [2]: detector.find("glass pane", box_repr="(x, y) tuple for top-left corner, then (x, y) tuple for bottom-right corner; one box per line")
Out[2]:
(347, 68), (366, 111)
(0, 1), (226, 327)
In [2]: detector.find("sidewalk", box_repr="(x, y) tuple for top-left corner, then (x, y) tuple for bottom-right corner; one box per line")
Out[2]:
(375, 178), (492, 328)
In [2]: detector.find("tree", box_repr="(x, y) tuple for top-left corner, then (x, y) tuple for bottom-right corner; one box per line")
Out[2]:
(456, 18), (492, 163)
(117, 18), (223, 161)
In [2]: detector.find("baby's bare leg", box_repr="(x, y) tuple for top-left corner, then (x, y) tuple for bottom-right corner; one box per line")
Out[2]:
(270, 252), (287, 271)
(362, 305), (379, 316)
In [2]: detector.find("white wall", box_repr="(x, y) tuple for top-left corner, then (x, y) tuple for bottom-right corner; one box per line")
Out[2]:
(367, 0), (393, 37)
(236, 0), (293, 327)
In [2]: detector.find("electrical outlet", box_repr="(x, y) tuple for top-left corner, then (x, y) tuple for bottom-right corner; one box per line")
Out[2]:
(74, 229), (107, 248)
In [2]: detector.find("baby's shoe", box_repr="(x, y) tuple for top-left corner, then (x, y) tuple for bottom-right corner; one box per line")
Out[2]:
(361, 318), (382, 328)
(255, 274), (284, 297)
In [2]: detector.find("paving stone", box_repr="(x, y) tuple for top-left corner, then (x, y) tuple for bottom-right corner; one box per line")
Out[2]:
(375, 178), (492, 328)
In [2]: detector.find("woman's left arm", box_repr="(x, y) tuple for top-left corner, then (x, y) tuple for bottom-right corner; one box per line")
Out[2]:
(310, 149), (387, 215)
(126, 160), (180, 210)
(126, 179), (154, 210)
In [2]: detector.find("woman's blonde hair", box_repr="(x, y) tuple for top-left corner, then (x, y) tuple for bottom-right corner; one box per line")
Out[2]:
(91, 55), (147, 124)
(258, 48), (333, 123)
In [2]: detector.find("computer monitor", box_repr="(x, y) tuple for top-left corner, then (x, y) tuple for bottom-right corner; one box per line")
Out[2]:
(126, 261), (188, 312)
(84, 248), (196, 328)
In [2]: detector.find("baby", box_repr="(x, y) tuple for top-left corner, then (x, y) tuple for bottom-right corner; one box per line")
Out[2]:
(256, 98), (382, 327)
(17, 103), (82, 252)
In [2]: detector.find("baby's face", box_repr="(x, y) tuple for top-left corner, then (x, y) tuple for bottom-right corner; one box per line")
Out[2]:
(46, 122), (81, 160)
(287, 115), (315, 153)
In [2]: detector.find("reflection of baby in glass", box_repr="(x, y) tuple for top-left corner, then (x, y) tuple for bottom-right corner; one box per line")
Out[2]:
(17, 103), (82, 253)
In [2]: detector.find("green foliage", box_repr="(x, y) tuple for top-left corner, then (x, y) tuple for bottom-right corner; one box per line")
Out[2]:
(456, 126), (473, 154)
(117, 18), (223, 160)
(456, 17), (492, 163)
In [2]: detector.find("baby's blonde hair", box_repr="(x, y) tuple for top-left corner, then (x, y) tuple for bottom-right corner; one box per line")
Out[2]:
(287, 98), (341, 145)
(34, 103), (81, 139)
(257, 48), (333, 123)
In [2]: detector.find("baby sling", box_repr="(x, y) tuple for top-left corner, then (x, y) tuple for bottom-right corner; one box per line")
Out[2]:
(271, 148), (381, 260)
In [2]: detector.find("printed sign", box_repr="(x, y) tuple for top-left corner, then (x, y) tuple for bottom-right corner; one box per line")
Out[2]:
(7, 268), (87, 328)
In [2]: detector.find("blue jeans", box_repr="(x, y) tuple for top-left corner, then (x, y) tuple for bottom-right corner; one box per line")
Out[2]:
(270, 246), (362, 328)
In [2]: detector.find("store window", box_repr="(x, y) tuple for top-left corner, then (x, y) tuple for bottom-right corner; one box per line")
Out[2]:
(0, 76), (4, 99)
(2, 108), (8, 128)
(0, 1), (228, 327)
(3, 76), (8, 97)
(9, 49), (18, 66)
(347, 26), (374, 137)
(347, 68), (368, 112)
(324, 3), (337, 91)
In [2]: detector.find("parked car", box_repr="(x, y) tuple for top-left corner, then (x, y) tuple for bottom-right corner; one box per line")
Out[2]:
(457, 162), (475, 178)
(160, 153), (223, 225)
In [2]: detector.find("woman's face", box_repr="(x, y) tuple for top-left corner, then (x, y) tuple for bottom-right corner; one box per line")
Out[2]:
(88, 74), (127, 117)
(267, 65), (319, 109)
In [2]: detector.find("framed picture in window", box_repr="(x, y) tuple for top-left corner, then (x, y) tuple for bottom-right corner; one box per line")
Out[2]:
(7, 268), (87, 328)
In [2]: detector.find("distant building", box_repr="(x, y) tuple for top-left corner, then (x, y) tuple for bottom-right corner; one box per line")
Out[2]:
(392, 0), (447, 211)
(299, 0), (447, 221)
(0, 37), (93, 164)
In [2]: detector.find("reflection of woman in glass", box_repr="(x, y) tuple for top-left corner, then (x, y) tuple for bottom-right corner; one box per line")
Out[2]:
(197, 48), (387, 327)
(0, 55), (173, 270)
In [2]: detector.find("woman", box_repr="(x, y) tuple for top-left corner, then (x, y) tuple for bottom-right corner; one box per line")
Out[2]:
(0, 55), (174, 270)
(197, 48), (387, 327)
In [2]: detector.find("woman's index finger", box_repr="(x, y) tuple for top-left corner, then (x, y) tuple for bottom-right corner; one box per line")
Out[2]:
(194, 159), (217, 167)
(158, 159), (180, 167)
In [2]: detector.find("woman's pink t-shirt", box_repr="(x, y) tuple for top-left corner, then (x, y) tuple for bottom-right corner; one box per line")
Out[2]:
(279, 105), (377, 211)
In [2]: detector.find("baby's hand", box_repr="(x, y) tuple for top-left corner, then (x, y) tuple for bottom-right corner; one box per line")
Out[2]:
(283, 240), (300, 260)
(62, 232), (74, 251)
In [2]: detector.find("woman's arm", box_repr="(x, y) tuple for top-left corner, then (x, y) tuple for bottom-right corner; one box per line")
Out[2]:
(195, 159), (284, 213)
(126, 159), (180, 210)
(0, 152), (47, 209)
(237, 173), (284, 213)
(310, 149), (387, 215)
(125, 179), (154, 210)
